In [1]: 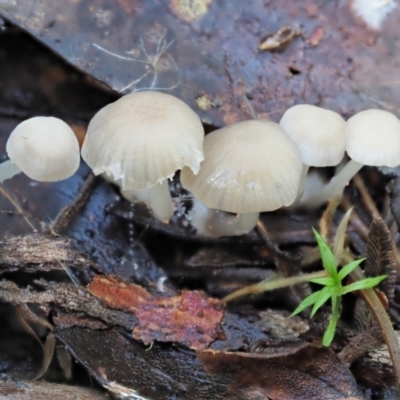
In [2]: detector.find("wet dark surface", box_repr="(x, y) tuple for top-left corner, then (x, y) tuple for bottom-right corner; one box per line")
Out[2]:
(199, 345), (363, 399)
(2, 0), (400, 127)
(57, 327), (237, 400)
(0, 28), (116, 121)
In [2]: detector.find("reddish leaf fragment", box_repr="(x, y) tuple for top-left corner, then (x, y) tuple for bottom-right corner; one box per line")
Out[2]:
(307, 26), (325, 46)
(88, 276), (225, 350)
(88, 276), (152, 309)
(198, 346), (364, 400)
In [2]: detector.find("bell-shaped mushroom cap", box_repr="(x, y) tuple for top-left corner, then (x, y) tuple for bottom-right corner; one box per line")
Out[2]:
(6, 117), (80, 181)
(81, 91), (204, 190)
(346, 109), (400, 167)
(280, 104), (346, 166)
(181, 120), (302, 213)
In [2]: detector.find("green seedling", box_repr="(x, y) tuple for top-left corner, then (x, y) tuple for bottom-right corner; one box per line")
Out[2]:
(291, 228), (387, 346)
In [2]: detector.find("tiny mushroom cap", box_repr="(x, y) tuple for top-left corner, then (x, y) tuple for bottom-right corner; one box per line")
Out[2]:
(81, 91), (205, 221)
(305, 109), (400, 206)
(279, 104), (346, 204)
(181, 119), (302, 235)
(5, 116), (80, 181)
(346, 109), (400, 167)
(280, 104), (346, 167)
(81, 91), (204, 190)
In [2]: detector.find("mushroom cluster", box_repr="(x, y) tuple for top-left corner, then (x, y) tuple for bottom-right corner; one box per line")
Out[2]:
(4, 92), (400, 238)
(308, 109), (400, 206)
(183, 105), (400, 234)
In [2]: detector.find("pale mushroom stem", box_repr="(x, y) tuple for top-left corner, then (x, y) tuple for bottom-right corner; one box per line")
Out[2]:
(236, 212), (259, 235)
(292, 164), (309, 205)
(148, 179), (174, 221)
(123, 179), (173, 221)
(305, 159), (363, 207)
(189, 199), (258, 237)
(0, 160), (22, 183)
(203, 211), (258, 237)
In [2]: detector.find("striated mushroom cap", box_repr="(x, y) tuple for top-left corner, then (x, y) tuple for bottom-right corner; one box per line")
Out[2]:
(6, 116), (80, 181)
(81, 91), (204, 190)
(346, 109), (400, 167)
(181, 119), (302, 213)
(280, 104), (346, 167)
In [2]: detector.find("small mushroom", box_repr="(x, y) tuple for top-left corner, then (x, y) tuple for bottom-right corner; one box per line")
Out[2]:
(181, 119), (302, 236)
(280, 104), (346, 203)
(81, 91), (204, 221)
(352, 0), (396, 30)
(309, 109), (400, 205)
(0, 117), (80, 183)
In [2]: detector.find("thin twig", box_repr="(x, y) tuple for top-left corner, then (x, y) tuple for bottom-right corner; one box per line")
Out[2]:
(45, 173), (97, 236)
(353, 174), (381, 219)
(342, 189), (400, 269)
(56, 258), (79, 287)
(343, 250), (400, 387)
(0, 185), (37, 232)
(383, 194), (393, 226)
(223, 270), (327, 303)
(256, 220), (311, 300)
(353, 174), (400, 270)
(319, 196), (341, 239)
(341, 195), (369, 241)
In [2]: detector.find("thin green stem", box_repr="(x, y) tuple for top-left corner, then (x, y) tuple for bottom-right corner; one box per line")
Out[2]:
(0, 185), (36, 232)
(222, 270), (327, 303)
(343, 252), (400, 387)
(323, 294), (341, 346)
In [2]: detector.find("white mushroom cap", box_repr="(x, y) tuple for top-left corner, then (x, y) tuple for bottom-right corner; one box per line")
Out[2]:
(280, 104), (346, 166)
(6, 117), (80, 181)
(81, 91), (204, 190)
(346, 109), (400, 167)
(181, 120), (302, 213)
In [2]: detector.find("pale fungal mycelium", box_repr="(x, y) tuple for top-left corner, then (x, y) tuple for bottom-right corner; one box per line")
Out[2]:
(1, 116), (80, 183)
(181, 119), (302, 237)
(81, 91), (205, 222)
(280, 104), (346, 204)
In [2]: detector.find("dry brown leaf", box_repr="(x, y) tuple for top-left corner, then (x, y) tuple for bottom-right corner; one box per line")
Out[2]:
(198, 346), (365, 400)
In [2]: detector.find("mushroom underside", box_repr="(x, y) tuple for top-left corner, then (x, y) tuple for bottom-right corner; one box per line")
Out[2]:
(0, 160), (22, 183)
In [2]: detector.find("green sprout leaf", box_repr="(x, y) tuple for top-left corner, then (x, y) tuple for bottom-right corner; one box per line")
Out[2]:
(293, 228), (387, 348)
(291, 289), (322, 317)
(309, 277), (334, 286)
(311, 286), (333, 317)
(312, 228), (337, 277)
(337, 258), (366, 281)
(342, 275), (388, 295)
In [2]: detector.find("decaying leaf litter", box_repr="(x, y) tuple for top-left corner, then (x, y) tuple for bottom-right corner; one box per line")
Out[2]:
(1, 1), (400, 399)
